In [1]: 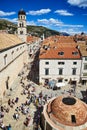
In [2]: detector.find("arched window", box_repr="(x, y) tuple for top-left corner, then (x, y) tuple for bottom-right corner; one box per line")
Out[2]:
(11, 51), (14, 60)
(4, 54), (7, 65)
(16, 48), (19, 51)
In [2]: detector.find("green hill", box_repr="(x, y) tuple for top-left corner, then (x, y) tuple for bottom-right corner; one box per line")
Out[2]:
(0, 19), (60, 37)
(27, 25), (60, 37)
(0, 19), (17, 33)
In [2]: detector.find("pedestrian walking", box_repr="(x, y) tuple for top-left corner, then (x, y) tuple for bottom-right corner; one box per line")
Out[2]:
(7, 124), (12, 130)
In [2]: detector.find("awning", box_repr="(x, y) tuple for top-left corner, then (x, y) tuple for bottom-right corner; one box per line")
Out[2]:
(42, 78), (51, 79)
(71, 78), (78, 81)
(56, 82), (65, 88)
(81, 77), (87, 80)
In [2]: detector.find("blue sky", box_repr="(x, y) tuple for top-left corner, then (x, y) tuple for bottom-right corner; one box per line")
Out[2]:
(0, 0), (87, 35)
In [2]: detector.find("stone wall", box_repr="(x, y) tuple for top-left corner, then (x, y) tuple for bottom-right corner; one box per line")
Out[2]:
(0, 44), (28, 99)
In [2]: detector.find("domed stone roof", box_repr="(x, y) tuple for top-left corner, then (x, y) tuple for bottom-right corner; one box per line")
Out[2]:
(47, 95), (87, 126)
(18, 9), (26, 15)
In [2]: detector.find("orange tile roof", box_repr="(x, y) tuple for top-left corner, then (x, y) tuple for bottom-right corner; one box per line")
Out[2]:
(39, 35), (81, 59)
(39, 47), (81, 59)
(27, 36), (39, 44)
(42, 35), (75, 45)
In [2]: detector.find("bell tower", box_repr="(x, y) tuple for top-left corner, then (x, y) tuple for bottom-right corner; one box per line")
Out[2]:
(18, 9), (27, 42)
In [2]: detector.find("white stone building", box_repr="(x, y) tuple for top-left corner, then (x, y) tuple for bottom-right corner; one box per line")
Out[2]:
(27, 36), (41, 58)
(0, 9), (41, 99)
(77, 43), (87, 85)
(39, 38), (82, 85)
(81, 57), (87, 85)
(0, 34), (28, 99)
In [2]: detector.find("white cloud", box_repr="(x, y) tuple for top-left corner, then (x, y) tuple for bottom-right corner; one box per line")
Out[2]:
(0, 18), (17, 23)
(37, 18), (84, 34)
(37, 18), (83, 28)
(0, 10), (16, 16)
(54, 10), (74, 16)
(67, 0), (87, 8)
(59, 28), (82, 35)
(27, 21), (36, 25)
(62, 24), (84, 27)
(37, 18), (63, 26)
(27, 8), (51, 15)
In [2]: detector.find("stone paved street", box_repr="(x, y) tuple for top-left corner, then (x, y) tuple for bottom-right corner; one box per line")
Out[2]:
(0, 64), (87, 130)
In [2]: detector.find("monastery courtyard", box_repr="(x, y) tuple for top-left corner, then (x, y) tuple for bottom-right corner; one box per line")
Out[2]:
(0, 63), (87, 130)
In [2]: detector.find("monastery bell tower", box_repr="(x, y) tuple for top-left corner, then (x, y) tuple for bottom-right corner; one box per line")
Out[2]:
(18, 9), (27, 42)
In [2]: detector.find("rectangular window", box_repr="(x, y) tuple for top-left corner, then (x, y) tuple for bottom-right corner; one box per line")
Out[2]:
(84, 64), (87, 70)
(83, 73), (87, 76)
(72, 68), (76, 75)
(45, 62), (49, 65)
(45, 68), (49, 75)
(58, 68), (63, 75)
(85, 57), (87, 61)
(73, 62), (77, 65)
(20, 31), (23, 34)
(58, 62), (65, 65)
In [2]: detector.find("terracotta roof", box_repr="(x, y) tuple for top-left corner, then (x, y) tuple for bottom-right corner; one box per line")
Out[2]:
(42, 35), (75, 45)
(39, 35), (82, 59)
(0, 34), (23, 51)
(27, 36), (39, 44)
(47, 95), (87, 126)
(39, 46), (81, 59)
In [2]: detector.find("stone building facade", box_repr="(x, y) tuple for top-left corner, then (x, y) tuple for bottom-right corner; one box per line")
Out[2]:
(39, 41), (81, 85)
(0, 34), (28, 99)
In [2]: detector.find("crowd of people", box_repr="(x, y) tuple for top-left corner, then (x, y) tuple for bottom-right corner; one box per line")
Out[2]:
(0, 59), (87, 130)
(0, 62), (51, 130)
